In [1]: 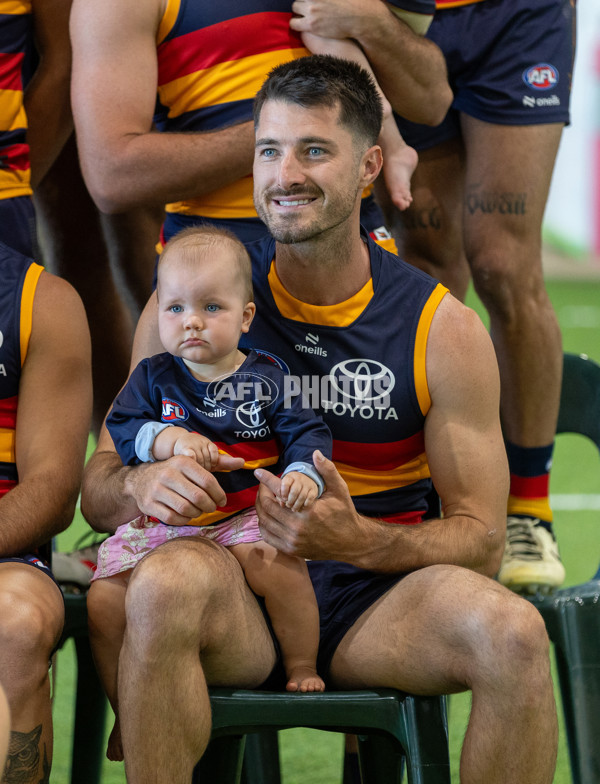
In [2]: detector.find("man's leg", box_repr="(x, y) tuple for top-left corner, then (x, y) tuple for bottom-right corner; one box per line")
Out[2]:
(386, 137), (471, 301)
(330, 564), (557, 784)
(118, 537), (277, 784)
(0, 564), (64, 783)
(461, 117), (564, 592)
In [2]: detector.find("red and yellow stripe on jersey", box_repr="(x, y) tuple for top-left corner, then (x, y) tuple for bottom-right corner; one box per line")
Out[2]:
(155, 0), (309, 221)
(435, 0), (484, 8)
(0, 0), (31, 198)
(0, 251), (42, 497)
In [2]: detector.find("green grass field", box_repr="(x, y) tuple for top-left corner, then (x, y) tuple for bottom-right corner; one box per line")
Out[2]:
(50, 275), (600, 783)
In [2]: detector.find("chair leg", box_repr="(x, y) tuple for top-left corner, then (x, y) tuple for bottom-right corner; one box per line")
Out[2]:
(357, 734), (404, 784)
(70, 635), (108, 784)
(193, 735), (245, 784)
(242, 731), (281, 784)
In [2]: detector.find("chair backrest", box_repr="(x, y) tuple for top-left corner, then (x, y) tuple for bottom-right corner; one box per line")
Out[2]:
(557, 353), (600, 451)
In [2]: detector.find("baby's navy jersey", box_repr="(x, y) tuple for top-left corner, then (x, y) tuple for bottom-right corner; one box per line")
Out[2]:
(241, 231), (449, 524)
(0, 241), (42, 497)
(107, 350), (332, 526)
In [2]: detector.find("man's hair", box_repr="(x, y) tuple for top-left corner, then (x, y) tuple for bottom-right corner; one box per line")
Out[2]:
(253, 54), (383, 148)
(158, 225), (253, 302)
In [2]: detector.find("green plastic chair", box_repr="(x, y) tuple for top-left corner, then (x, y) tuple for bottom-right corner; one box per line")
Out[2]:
(55, 591), (107, 784)
(194, 688), (449, 784)
(528, 352), (600, 784)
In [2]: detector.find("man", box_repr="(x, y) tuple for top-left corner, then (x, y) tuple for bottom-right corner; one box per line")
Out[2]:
(81, 56), (557, 784)
(69, 0), (451, 251)
(0, 0), (73, 256)
(0, 243), (91, 782)
(382, 0), (576, 594)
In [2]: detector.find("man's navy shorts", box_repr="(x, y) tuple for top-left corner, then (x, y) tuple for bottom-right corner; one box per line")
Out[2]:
(396, 0), (576, 150)
(261, 561), (405, 689)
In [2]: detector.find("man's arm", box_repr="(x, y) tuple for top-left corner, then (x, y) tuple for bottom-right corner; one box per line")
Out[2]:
(290, 0), (452, 126)
(0, 273), (92, 556)
(70, 0), (254, 213)
(24, 0), (74, 188)
(255, 296), (508, 578)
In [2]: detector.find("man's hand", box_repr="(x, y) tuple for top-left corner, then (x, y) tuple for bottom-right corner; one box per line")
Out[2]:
(290, 0), (386, 40)
(254, 450), (362, 560)
(124, 453), (240, 526)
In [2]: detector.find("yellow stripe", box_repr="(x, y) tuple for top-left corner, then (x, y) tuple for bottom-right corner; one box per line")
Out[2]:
(156, 0), (181, 45)
(0, 0), (31, 14)
(507, 496), (553, 523)
(19, 263), (43, 367)
(187, 508), (239, 528)
(0, 430), (15, 464)
(414, 283), (448, 415)
(338, 453), (430, 496)
(268, 261), (374, 327)
(0, 171), (31, 197)
(0, 92), (26, 132)
(376, 236), (398, 255)
(158, 48), (306, 118)
(166, 175), (255, 219)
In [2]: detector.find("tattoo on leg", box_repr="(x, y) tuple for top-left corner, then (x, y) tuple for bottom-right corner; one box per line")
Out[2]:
(465, 184), (527, 216)
(402, 206), (441, 231)
(3, 725), (47, 784)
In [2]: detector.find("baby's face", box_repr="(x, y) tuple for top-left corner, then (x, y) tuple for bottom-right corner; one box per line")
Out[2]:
(157, 249), (254, 369)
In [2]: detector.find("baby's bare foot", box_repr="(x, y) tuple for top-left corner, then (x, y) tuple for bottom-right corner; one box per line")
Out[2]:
(286, 666), (325, 693)
(384, 144), (419, 212)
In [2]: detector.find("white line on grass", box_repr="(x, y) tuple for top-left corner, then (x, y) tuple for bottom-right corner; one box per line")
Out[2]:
(551, 494), (600, 510)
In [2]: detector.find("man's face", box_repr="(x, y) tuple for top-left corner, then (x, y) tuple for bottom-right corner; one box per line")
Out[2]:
(253, 99), (366, 244)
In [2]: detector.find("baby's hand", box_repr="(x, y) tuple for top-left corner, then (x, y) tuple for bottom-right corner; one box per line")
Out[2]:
(278, 471), (318, 511)
(173, 433), (219, 471)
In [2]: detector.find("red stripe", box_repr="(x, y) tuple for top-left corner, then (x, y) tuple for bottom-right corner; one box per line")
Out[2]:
(0, 143), (30, 172)
(0, 52), (23, 91)
(214, 438), (279, 462)
(0, 397), (17, 429)
(332, 431), (425, 471)
(158, 12), (302, 84)
(509, 473), (550, 499)
(0, 479), (16, 498)
(219, 484), (259, 514)
(380, 509), (425, 526)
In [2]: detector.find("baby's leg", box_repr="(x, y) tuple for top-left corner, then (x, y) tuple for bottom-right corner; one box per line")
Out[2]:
(230, 542), (324, 692)
(87, 571), (132, 760)
(380, 116), (419, 212)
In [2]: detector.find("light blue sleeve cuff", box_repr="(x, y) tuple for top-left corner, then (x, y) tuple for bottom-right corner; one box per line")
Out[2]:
(135, 422), (174, 463)
(281, 461), (325, 497)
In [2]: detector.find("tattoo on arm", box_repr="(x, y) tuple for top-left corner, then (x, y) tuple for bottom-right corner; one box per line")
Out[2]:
(3, 725), (49, 784)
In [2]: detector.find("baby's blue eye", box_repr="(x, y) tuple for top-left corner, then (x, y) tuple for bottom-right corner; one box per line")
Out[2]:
(206, 303), (220, 313)
(170, 305), (183, 313)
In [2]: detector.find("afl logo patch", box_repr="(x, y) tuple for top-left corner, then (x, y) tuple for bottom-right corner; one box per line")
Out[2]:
(523, 63), (558, 90)
(161, 398), (189, 421)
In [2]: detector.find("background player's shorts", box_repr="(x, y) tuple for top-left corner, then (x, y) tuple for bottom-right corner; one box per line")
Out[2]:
(396, 0), (576, 151)
(0, 196), (37, 258)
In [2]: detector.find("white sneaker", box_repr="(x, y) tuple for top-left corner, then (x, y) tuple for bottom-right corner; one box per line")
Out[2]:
(497, 516), (565, 595)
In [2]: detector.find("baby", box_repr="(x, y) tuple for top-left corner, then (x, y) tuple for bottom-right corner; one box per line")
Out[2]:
(89, 226), (332, 759)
